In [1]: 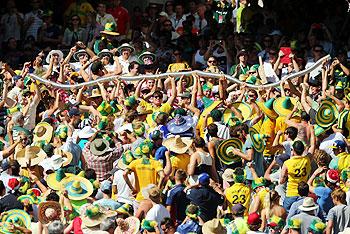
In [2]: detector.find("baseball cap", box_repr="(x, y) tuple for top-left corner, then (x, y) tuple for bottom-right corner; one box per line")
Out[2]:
(330, 140), (346, 149)
(248, 212), (262, 225)
(100, 180), (112, 193)
(237, 49), (248, 57)
(198, 173), (210, 186)
(68, 108), (81, 117)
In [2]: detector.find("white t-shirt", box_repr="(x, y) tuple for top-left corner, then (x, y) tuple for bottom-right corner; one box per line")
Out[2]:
(118, 56), (130, 75)
(23, 97), (40, 131)
(282, 140), (293, 157)
(145, 204), (170, 234)
(263, 62), (280, 83)
(112, 169), (135, 205)
(319, 132), (346, 158)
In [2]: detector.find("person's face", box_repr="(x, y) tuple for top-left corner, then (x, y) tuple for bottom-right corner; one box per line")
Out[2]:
(97, 4), (106, 14)
(173, 51), (181, 60)
(239, 54), (248, 63)
(161, 224), (175, 234)
(203, 89), (211, 97)
(71, 16), (80, 25)
(163, 21), (172, 31)
(248, 91), (257, 101)
(180, 96), (190, 105)
(147, 80), (155, 89)
(207, 58), (217, 66)
(52, 53), (60, 62)
(165, 2), (174, 12)
(79, 53), (88, 63)
(16, 78), (24, 88)
(312, 47), (323, 58)
(31, 0), (40, 9)
(263, 37), (272, 47)
(175, 5), (184, 15)
(310, 86), (320, 95)
(101, 56), (110, 65)
(152, 94), (162, 106)
(131, 64), (139, 74)
(8, 38), (17, 49)
(122, 49), (131, 59)
(21, 93), (31, 105)
(137, 114), (147, 121)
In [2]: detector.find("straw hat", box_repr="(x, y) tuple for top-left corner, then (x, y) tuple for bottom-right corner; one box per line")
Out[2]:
(298, 197), (319, 211)
(202, 219), (226, 234)
(46, 168), (74, 190)
(90, 138), (112, 156)
(114, 217), (140, 234)
(257, 98), (278, 119)
(15, 146), (47, 168)
(216, 138), (243, 165)
(117, 43), (135, 54)
(38, 201), (62, 224)
(162, 135), (193, 154)
(78, 126), (97, 139)
(81, 204), (117, 227)
(316, 100), (339, 128)
(54, 148), (73, 167)
(91, 88), (102, 98)
(117, 150), (134, 170)
(222, 168), (235, 182)
(61, 176), (94, 201)
(45, 50), (63, 63)
(249, 127), (268, 153)
(166, 114), (194, 134)
(273, 97), (298, 117)
(100, 22), (119, 36)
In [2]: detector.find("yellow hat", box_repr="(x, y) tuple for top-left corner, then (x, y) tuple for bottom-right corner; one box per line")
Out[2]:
(273, 97), (297, 117)
(33, 122), (53, 144)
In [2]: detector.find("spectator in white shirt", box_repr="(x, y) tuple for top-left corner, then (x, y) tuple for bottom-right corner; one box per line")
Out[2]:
(96, 3), (116, 27)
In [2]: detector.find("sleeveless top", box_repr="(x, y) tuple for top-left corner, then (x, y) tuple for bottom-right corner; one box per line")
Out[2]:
(194, 50), (206, 66)
(194, 151), (213, 175)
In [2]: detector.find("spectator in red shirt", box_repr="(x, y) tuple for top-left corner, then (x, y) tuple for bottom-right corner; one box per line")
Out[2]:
(107, 0), (130, 36)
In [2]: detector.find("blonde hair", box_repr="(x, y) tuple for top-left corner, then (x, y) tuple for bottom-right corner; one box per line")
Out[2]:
(313, 149), (331, 167)
(331, 188), (346, 204)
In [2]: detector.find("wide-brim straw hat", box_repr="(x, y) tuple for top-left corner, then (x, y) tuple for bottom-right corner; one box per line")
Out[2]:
(298, 197), (319, 211)
(33, 122), (53, 144)
(162, 135), (193, 154)
(216, 138), (243, 165)
(257, 98), (278, 119)
(90, 138), (113, 156)
(316, 100), (339, 128)
(15, 146), (47, 168)
(45, 50), (63, 64)
(61, 176), (94, 201)
(38, 201), (62, 224)
(114, 217), (140, 234)
(273, 96), (298, 117)
(81, 204), (117, 227)
(46, 169), (74, 190)
(202, 219), (226, 234)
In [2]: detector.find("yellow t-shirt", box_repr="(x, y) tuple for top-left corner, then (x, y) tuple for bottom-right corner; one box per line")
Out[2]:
(337, 152), (350, 172)
(139, 100), (172, 128)
(225, 183), (251, 215)
(128, 158), (163, 201)
(256, 188), (269, 212)
(170, 153), (191, 173)
(260, 118), (276, 157)
(285, 155), (311, 197)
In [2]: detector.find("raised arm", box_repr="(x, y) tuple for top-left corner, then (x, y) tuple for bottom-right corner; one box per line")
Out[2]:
(167, 76), (177, 105)
(285, 105), (299, 128)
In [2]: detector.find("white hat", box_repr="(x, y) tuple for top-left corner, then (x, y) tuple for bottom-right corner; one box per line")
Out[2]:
(78, 126), (97, 139)
(298, 197), (319, 211)
(159, 11), (168, 18)
(39, 154), (68, 171)
(46, 50), (64, 64)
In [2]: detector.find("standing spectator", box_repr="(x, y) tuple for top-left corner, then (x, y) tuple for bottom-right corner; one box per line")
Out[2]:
(96, 2), (116, 27)
(62, 15), (86, 48)
(23, 0), (43, 41)
(84, 11), (104, 48)
(38, 10), (62, 50)
(0, 0), (23, 44)
(63, 0), (94, 26)
(170, 3), (186, 30)
(326, 189), (350, 234)
(107, 0), (130, 36)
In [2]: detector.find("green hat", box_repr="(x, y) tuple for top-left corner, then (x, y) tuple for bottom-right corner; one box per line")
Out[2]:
(341, 168), (350, 182)
(246, 76), (257, 84)
(316, 100), (339, 128)
(139, 140), (153, 154)
(287, 218), (301, 230)
(257, 98), (278, 119)
(210, 109), (223, 121)
(249, 64), (260, 72)
(185, 204), (201, 220)
(249, 127), (268, 152)
(124, 96), (137, 108)
(141, 220), (158, 232)
(268, 215), (285, 229)
(132, 121), (145, 137)
(100, 22), (119, 36)
(232, 167), (246, 183)
(117, 150), (134, 170)
(252, 177), (266, 190)
(173, 108), (187, 116)
(273, 97), (297, 117)
(309, 220), (326, 234)
(216, 138), (243, 165)
(202, 83), (212, 92)
(314, 124), (328, 137)
(0, 209), (31, 231)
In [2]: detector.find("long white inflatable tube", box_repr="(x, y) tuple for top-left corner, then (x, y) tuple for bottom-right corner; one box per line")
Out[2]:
(28, 55), (331, 90)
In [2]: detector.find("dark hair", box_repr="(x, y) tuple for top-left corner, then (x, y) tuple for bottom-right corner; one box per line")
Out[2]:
(230, 124), (248, 138)
(155, 112), (168, 125)
(285, 126), (298, 140)
(91, 61), (104, 75)
(193, 137), (205, 148)
(0, 181), (5, 193)
(301, 111), (310, 122)
(161, 217), (175, 229)
(128, 61), (140, 72)
(85, 168), (97, 180)
(175, 169), (187, 181)
(47, 191), (60, 202)
(9, 160), (20, 176)
(207, 123), (218, 137)
(153, 90), (163, 98)
(297, 181), (309, 197)
(292, 140), (305, 155)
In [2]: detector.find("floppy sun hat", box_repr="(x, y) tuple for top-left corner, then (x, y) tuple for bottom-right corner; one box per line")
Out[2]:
(45, 50), (63, 64)
(90, 138), (112, 156)
(100, 22), (119, 36)
(15, 146), (47, 168)
(38, 201), (62, 224)
(316, 100), (339, 128)
(162, 135), (193, 154)
(273, 96), (298, 117)
(61, 176), (94, 201)
(33, 122), (53, 143)
(0, 209), (31, 232)
(216, 138), (244, 165)
(166, 114), (194, 134)
(257, 98), (278, 119)
(249, 127), (268, 153)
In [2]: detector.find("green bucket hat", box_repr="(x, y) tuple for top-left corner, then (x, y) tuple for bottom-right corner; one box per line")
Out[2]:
(117, 150), (134, 170)
(252, 177), (266, 190)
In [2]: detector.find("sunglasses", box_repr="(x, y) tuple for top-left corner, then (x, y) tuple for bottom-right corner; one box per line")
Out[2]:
(208, 60), (216, 63)
(314, 49), (322, 52)
(72, 18), (79, 21)
(164, 23), (172, 26)
(153, 95), (161, 99)
(174, 53), (181, 56)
